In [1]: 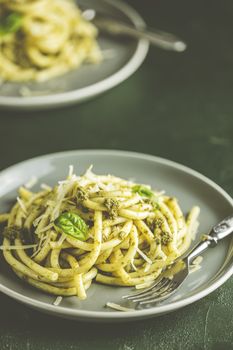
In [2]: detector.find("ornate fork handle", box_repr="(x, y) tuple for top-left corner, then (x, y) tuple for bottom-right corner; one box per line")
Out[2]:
(187, 215), (233, 264)
(122, 215), (233, 306)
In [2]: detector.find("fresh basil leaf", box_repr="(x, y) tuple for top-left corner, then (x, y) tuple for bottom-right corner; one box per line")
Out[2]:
(0, 12), (23, 36)
(132, 185), (154, 198)
(54, 212), (89, 241)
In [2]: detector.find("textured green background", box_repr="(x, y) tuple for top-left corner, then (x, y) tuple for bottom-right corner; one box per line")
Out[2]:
(0, 0), (233, 349)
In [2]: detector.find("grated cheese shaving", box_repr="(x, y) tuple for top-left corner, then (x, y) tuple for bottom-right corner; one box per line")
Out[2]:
(143, 262), (151, 273)
(105, 302), (135, 312)
(190, 255), (203, 273)
(136, 248), (152, 265)
(17, 197), (27, 214)
(83, 165), (94, 179)
(68, 165), (74, 177)
(33, 213), (46, 227)
(135, 281), (154, 290)
(51, 178), (77, 221)
(19, 86), (32, 97)
(58, 180), (70, 185)
(88, 184), (100, 194)
(53, 296), (63, 306)
(190, 265), (202, 273)
(131, 260), (137, 271)
(31, 231), (51, 258)
(156, 190), (166, 196)
(36, 223), (54, 234)
(192, 256), (203, 265)
(24, 176), (38, 189)
(191, 221), (199, 240)
(40, 183), (52, 191)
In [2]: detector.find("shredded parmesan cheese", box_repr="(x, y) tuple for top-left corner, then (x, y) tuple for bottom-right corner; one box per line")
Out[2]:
(191, 221), (199, 240)
(105, 302), (135, 312)
(53, 296), (63, 306)
(17, 197), (27, 214)
(192, 256), (203, 265)
(68, 165), (74, 177)
(24, 176), (38, 189)
(131, 260), (137, 271)
(40, 183), (52, 191)
(190, 265), (202, 273)
(33, 213), (46, 227)
(190, 255), (203, 273)
(135, 281), (154, 290)
(136, 248), (153, 265)
(36, 223), (54, 234)
(31, 231), (52, 258)
(144, 262), (151, 273)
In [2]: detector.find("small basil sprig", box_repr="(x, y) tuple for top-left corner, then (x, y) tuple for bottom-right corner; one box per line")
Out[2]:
(132, 184), (160, 209)
(54, 212), (89, 241)
(132, 185), (154, 198)
(0, 12), (23, 36)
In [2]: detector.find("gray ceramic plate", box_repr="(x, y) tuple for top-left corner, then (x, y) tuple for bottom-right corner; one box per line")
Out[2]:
(0, 0), (149, 110)
(0, 150), (232, 322)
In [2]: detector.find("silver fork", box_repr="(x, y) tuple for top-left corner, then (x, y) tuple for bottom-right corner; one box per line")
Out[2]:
(82, 9), (186, 52)
(122, 215), (233, 306)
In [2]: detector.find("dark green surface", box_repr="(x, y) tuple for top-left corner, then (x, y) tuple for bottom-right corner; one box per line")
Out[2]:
(0, 0), (233, 349)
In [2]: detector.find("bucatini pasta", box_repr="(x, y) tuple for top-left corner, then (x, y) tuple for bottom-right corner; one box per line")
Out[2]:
(0, 0), (102, 82)
(0, 166), (200, 301)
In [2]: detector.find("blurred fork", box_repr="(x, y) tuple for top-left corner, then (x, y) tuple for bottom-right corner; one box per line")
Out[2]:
(123, 215), (233, 306)
(82, 9), (186, 52)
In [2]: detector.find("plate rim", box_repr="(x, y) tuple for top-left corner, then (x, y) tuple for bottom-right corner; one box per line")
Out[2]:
(0, 149), (232, 320)
(0, 0), (149, 109)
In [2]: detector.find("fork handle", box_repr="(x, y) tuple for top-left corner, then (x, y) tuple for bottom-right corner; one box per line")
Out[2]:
(107, 23), (186, 52)
(187, 214), (233, 263)
(93, 18), (186, 52)
(82, 8), (187, 52)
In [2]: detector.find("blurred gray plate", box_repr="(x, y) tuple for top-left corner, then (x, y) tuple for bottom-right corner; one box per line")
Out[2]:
(0, 0), (149, 110)
(0, 150), (233, 322)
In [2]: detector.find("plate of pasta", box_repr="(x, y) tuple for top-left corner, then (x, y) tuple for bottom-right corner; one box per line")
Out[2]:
(0, 0), (149, 110)
(0, 150), (232, 322)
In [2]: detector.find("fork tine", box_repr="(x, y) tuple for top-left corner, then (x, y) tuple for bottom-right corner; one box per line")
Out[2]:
(130, 278), (171, 302)
(122, 277), (166, 300)
(132, 279), (173, 303)
(139, 281), (178, 305)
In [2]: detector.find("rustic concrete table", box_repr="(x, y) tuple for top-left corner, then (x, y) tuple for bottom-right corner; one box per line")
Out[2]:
(0, 0), (233, 349)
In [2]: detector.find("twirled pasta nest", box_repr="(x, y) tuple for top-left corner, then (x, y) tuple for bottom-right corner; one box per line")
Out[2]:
(0, 166), (200, 300)
(0, 0), (102, 82)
